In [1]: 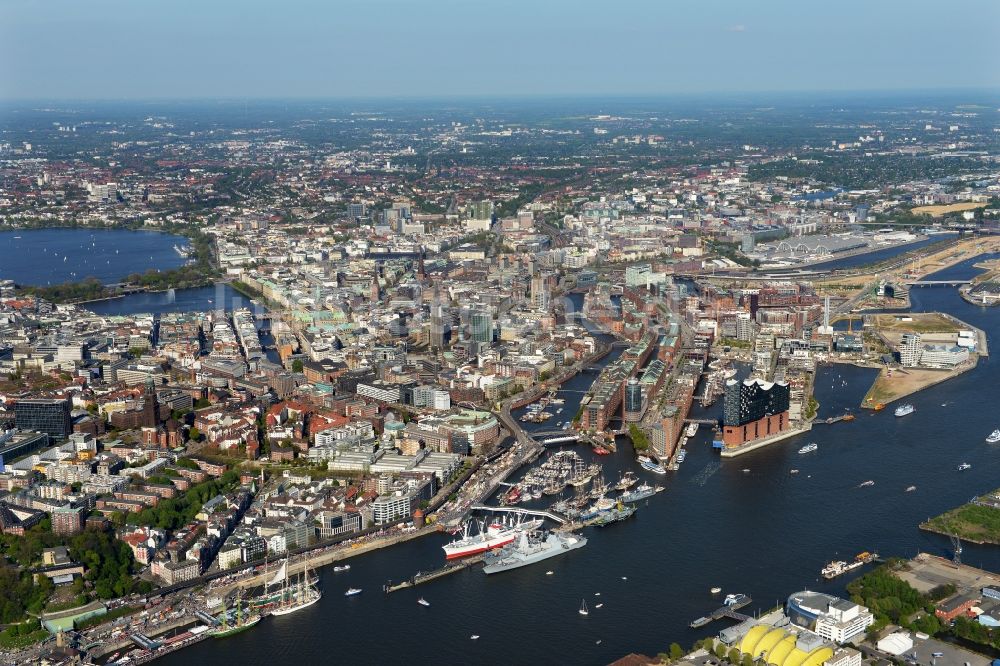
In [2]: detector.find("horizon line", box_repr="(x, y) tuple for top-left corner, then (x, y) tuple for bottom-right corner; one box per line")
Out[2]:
(2, 86), (1000, 106)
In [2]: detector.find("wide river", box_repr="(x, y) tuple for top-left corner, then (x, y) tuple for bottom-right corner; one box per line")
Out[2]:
(156, 254), (1000, 665)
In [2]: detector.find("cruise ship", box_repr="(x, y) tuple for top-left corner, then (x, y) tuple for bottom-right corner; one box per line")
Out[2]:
(894, 404), (914, 417)
(482, 530), (587, 574)
(987, 429), (1000, 443)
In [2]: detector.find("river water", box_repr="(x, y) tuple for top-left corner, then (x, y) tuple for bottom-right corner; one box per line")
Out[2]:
(0, 229), (189, 286)
(84, 283), (246, 317)
(154, 254), (1000, 665)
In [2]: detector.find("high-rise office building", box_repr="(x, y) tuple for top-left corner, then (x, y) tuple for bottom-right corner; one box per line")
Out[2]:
(429, 303), (450, 350)
(470, 311), (493, 344)
(347, 202), (367, 219)
(14, 399), (72, 438)
(530, 275), (549, 310)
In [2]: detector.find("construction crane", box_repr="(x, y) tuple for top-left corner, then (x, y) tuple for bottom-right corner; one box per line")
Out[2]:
(951, 534), (963, 565)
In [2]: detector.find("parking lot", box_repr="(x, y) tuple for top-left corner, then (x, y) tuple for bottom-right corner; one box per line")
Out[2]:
(900, 633), (991, 666)
(898, 553), (1000, 596)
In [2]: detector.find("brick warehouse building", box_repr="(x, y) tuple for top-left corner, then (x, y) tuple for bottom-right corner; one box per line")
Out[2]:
(722, 378), (790, 448)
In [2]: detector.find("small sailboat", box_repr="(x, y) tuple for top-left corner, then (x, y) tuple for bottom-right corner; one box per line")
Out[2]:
(470, 635), (480, 640)
(579, 600), (589, 616)
(333, 565), (350, 572)
(545, 571), (554, 575)
(710, 587), (722, 594)
(418, 597), (430, 607)
(621, 576), (627, 581)
(905, 485), (917, 492)
(595, 603), (604, 609)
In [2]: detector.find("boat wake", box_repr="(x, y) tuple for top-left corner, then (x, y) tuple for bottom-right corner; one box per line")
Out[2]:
(690, 461), (722, 487)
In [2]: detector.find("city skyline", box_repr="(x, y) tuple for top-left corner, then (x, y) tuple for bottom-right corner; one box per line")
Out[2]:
(2, 0), (999, 100)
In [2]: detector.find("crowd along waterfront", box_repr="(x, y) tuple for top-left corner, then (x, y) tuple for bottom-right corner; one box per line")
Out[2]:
(155, 256), (1000, 665)
(0, 228), (190, 286)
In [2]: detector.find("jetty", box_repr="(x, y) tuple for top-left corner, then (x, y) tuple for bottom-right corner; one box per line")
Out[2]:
(689, 596), (753, 628)
(384, 555), (483, 593)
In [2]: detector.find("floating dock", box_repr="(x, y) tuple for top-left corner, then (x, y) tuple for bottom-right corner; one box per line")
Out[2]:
(384, 555), (483, 593)
(689, 596), (753, 628)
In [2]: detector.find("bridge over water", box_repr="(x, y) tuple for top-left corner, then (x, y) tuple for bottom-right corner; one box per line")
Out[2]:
(904, 279), (972, 286)
(470, 504), (567, 524)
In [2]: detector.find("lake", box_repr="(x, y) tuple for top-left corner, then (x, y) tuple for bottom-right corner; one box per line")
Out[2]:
(0, 228), (188, 286)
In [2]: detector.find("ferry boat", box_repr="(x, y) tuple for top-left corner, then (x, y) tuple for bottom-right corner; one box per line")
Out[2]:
(798, 442), (818, 454)
(640, 460), (666, 475)
(894, 404), (915, 417)
(821, 552), (878, 580)
(987, 429), (1000, 443)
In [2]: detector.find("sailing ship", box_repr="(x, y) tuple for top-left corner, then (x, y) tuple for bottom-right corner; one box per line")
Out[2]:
(213, 592), (261, 638)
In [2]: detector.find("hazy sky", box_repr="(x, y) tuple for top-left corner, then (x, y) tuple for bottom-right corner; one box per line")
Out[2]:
(2, 0), (998, 100)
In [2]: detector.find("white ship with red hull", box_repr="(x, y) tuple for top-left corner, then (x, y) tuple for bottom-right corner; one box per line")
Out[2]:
(442, 517), (542, 559)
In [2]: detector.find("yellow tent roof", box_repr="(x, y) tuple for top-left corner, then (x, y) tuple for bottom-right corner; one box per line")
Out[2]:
(800, 647), (834, 666)
(766, 635), (797, 666)
(755, 628), (788, 659)
(739, 625), (772, 656)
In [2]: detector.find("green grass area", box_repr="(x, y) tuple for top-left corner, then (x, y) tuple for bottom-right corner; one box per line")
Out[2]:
(75, 604), (141, 631)
(922, 492), (1000, 544)
(0, 628), (50, 650)
(875, 313), (959, 334)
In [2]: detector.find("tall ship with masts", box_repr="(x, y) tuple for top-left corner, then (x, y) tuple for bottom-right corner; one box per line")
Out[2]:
(213, 592), (260, 638)
(269, 557), (321, 616)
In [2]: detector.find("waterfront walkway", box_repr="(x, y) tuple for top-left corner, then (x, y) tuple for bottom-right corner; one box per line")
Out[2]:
(718, 425), (811, 458)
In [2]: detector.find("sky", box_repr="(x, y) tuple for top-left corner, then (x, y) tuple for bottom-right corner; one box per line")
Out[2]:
(1, 0), (999, 100)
